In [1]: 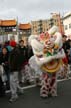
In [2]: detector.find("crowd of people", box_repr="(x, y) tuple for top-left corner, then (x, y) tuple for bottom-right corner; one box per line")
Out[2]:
(61, 35), (71, 78)
(0, 38), (33, 102)
(0, 34), (71, 102)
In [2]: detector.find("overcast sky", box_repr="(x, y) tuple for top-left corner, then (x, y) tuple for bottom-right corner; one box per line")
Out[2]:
(0, 0), (71, 23)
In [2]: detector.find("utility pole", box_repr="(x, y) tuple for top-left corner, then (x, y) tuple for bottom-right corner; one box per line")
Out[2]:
(0, 20), (4, 43)
(16, 16), (19, 42)
(2, 27), (4, 43)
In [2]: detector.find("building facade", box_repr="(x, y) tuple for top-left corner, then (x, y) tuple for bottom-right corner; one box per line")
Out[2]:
(63, 12), (71, 39)
(31, 13), (64, 35)
(31, 20), (50, 35)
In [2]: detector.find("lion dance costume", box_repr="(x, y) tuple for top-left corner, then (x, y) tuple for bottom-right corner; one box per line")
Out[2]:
(29, 26), (65, 98)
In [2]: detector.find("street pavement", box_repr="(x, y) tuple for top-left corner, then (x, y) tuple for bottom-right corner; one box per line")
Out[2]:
(0, 78), (71, 108)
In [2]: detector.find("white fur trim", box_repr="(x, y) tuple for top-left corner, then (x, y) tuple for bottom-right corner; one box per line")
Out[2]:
(28, 35), (38, 45)
(52, 49), (65, 59)
(31, 39), (44, 55)
(54, 32), (63, 48)
(48, 26), (58, 35)
(35, 56), (53, 66)
(35, 49), (65, 66)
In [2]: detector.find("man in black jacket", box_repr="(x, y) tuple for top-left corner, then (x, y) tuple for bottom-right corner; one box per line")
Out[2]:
(9, 46), (23, 102)
(62, 35), (70, 63)
(18, 40), (33, 85)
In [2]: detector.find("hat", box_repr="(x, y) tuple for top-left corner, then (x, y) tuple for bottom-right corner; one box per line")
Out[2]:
(9, 41), (16, 47)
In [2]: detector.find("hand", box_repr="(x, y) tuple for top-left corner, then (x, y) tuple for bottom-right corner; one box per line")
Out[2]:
(2, 63), (5, 66)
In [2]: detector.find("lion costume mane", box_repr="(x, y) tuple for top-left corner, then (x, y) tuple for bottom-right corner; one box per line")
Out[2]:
(29, 26), (65, 73)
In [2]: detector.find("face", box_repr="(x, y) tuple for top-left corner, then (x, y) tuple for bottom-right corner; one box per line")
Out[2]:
(19, 41), (24, 47)
(39, 32), (50, 43)
(43, 35), (55, 49)
(2, 48), (7, 55)
(62, 37), (66, 43)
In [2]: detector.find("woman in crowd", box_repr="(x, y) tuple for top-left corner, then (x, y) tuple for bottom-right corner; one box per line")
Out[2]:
(0, 47), (10, 90)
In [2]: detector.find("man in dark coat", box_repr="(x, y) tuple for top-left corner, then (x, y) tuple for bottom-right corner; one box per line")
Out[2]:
(9, 46), (23, 102)
(18, 40), (33, 84)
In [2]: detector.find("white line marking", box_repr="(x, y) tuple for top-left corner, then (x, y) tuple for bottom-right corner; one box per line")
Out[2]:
(20, 84), (36, 90)
(57, 77), (71, 82)
(5, 77), (71, 93)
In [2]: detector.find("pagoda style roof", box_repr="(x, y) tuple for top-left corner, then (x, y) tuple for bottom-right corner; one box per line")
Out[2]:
(19, 23), (31, 30)
(0, 19), (17, 27)
(0, 20), (1, 25)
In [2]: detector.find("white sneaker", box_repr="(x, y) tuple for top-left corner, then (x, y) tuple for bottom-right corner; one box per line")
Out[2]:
(9, 95), (18, 102)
